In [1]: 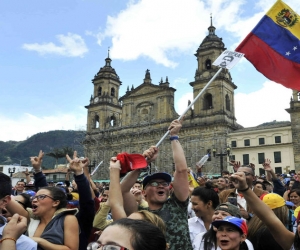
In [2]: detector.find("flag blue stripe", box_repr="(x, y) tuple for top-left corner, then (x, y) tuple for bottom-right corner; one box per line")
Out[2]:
(252, 15), (300, 63)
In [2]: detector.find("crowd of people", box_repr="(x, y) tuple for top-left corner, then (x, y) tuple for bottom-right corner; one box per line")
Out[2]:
(1, 119), (300, 250)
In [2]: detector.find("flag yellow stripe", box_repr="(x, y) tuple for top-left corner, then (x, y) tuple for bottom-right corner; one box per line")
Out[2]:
(266, 0), (300, 39)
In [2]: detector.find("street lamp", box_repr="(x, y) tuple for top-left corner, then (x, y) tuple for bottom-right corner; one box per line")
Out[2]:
(8, 167), (16, 178)
(212, 146), (231, 175)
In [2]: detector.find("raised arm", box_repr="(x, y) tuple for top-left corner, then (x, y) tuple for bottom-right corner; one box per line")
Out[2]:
(31, 150), (48, 189)
(263, 158), (285, 196)
(109, 157), (127, 220)
(231, 171), (294, 250)
(169, 119), (189, 202)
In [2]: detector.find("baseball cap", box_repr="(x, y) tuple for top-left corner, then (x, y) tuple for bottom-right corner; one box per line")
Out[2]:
(215, 202), (241, 218)
(142, 172), (172, 189)
(260, 193), (292, 209)
(212, 216), (248, 235)
(116, 152), (148, 175)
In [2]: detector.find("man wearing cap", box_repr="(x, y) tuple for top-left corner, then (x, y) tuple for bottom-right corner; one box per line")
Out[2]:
(141, 119), (192, 250)
(219, 163), (268, 220)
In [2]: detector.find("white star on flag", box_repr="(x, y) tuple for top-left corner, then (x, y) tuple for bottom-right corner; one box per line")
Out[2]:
(286, 51), (291, 56)
(293, 46), (298, 51)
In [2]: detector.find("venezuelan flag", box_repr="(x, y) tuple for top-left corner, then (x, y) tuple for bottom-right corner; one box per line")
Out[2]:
(236, 0), (300, 90)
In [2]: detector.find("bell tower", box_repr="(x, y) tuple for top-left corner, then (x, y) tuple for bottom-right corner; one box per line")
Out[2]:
(85, 50), (122, 132)
(286, 90), (300, 170)
(189, 16), (238, 129)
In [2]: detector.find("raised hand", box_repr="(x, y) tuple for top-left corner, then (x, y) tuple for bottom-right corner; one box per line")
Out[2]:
(142, 146), (159, 163)
(262, 158), (272, 172)
(229, 171), (248, 190)
(168, 119), (183, 136)
(66, 151), (85, 175)
(229, 160), (241, 172)
(30, 150), (44, 170)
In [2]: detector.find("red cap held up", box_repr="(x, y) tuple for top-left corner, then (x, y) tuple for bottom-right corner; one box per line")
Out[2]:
(116, 152), (148, 175)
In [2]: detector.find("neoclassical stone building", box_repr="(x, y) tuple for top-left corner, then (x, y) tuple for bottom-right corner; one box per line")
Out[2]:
(84, 21), (300, 179)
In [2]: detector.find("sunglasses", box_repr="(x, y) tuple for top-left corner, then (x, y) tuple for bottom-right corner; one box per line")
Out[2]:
(30, 194), (55, 202)
(148, 181), (169, 187)
(87, 242), (128, 250)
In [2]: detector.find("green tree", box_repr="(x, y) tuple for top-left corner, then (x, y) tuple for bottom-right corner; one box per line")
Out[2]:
(46, 148), (65, 167)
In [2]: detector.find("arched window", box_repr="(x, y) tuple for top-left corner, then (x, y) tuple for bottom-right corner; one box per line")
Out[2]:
(226, 94), (230, 111)
(98, 87), (102, 96)
(111, 87), (115, 97)
(206, 59), (212, 70)
(142, 108), (148, 114)
(203, 93), (213, 110)
(95, 115), (99, 129)
(110, 116), (116, 126)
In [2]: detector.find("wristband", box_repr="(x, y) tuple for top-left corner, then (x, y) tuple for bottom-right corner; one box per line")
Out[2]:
(33, 168), (42, 174)
(238, 186), (250, 192)
(170, 136), (179, 141)
(0, 237), (16, 243)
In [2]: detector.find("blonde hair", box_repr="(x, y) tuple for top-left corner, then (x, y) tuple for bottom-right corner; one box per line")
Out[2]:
(247, 205), (288, 239)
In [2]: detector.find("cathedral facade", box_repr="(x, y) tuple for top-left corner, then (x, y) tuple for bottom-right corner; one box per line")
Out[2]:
(84, 22), (300, 180)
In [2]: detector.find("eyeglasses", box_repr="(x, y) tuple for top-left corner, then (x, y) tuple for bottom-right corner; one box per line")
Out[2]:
(30, 194), (55, 202)
(148, 181), (169, 187)
(87, 242), (128, 250)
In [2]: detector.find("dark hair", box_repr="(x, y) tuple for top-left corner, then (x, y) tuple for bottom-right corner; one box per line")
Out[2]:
(191, 182), (220, 209)
(288, 189), (300, 199)
(39, 186), (67, 209)
(254, 181), (266, 190)
(222, 170), (230, 175)
(294, 230), (300, 249)
(108, 218), (166, 250)
(0, 173), (12, 199)
(18, 193), (32, 209)
(203, 225), (249, 250)
(16, 180), (26, 185)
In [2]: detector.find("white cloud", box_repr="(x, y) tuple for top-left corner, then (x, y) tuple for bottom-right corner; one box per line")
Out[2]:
(22, 33), (88, 57)
(0, 109), (86, 142)
(97, 0), (249, 68)
(235, 81), (291, 127)
(172, 77), (188, 88)
(176, 81), (291, 127)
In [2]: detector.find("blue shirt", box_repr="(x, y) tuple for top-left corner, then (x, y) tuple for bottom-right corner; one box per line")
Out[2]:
(0, 216), (37, 250)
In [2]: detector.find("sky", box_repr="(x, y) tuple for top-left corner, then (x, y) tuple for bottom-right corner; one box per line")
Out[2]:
(1, 0), (299, 142)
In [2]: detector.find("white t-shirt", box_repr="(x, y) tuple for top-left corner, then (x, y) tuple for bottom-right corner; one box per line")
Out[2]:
(188, 217), (208, 243)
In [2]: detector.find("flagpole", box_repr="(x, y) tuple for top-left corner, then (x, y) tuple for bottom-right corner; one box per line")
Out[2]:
(155, 67), (223, 147)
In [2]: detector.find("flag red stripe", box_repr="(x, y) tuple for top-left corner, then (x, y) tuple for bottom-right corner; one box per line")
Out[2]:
(236, 33), (300, 91)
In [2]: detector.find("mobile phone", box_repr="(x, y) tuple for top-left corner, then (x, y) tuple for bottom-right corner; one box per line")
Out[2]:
(227, 197), (237, 206)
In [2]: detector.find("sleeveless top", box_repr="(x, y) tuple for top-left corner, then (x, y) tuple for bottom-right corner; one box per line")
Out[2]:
(27, 208), (78, 250)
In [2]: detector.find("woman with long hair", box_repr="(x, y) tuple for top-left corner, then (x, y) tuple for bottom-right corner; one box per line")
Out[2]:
(230, 170), (299, 250)
(193, 202), (253, 250)
(247, 193), (290, 250)
(6, 151), (80, 250)
(212, 216), (248, 250)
